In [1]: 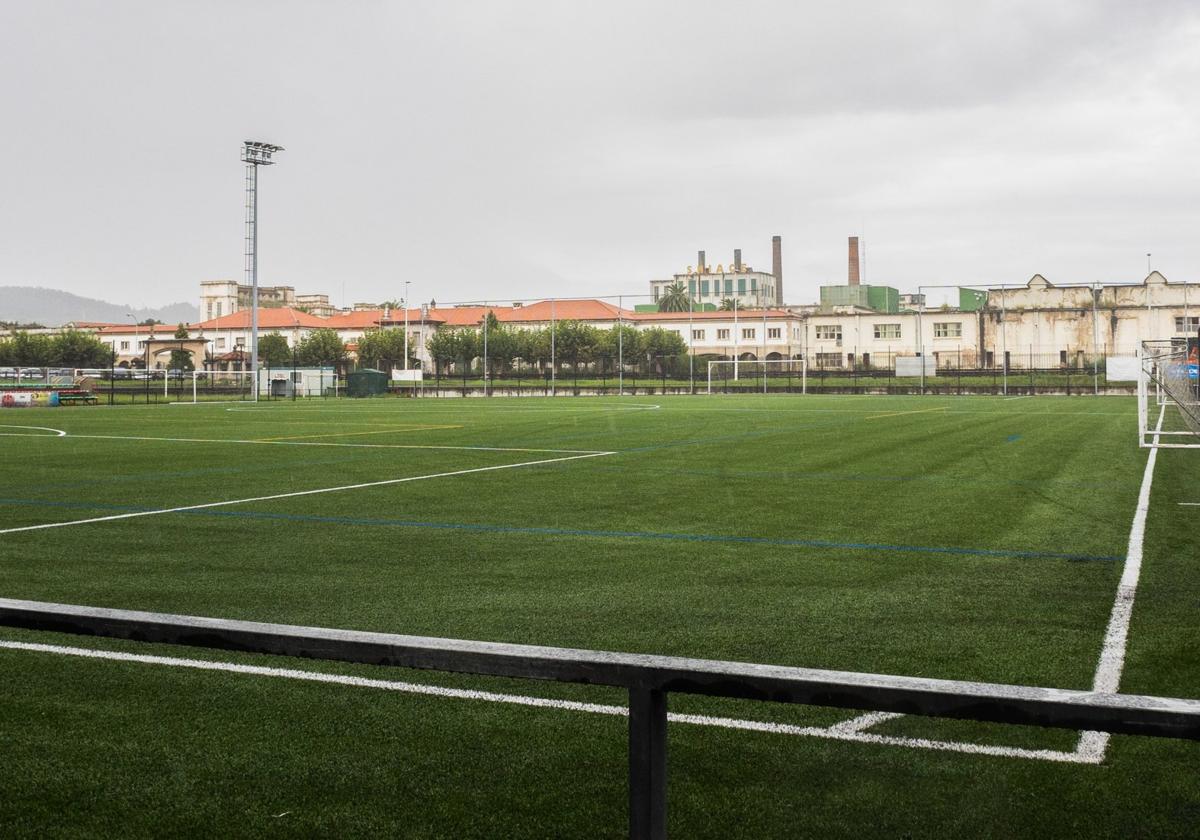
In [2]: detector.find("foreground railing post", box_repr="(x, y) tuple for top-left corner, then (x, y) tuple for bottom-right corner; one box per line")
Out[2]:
(628, 687), (668, 840)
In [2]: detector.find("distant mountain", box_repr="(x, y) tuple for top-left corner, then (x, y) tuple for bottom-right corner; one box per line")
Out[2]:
(0, 287), (199, 327)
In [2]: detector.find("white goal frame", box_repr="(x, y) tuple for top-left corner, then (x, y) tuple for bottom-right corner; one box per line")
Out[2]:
(1137, 341), (1200, 448)
(706, 358), (807, 395)
(184, 370), (259, 404)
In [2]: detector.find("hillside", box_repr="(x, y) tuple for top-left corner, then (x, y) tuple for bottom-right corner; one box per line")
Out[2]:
(0, 287), (198, 327)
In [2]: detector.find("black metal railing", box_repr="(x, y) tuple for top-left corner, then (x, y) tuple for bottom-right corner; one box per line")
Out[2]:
(1, 597), (1197, 839)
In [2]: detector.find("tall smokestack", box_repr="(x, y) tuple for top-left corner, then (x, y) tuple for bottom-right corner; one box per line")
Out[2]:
(697, 250), (706, 273)
(771, 235), (783, 304)
(848, 236), (861, 286)
(733, 249), (742, 272)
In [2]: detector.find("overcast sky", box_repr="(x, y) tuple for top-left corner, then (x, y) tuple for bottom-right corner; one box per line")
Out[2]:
(2, 0), (1197, 310)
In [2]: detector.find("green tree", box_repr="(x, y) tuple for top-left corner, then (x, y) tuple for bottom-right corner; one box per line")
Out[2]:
(355, 328), (413, 370)
(640, 326), (687, 375)
(424, 329), (458, 377)
(598, 324), (641, 369)
(168, 323), (195, 372)
(51, 330), (112, 368)
(6, 332), (54, 367)
(257, 333), (292, 368)
(657, 282), (692, 312)
(296, 329), (348, 367)
(719, 298), (738, 311)
(552, 320), (600, 382)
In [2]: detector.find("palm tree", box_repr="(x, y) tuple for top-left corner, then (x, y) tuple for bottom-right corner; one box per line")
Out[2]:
(719, 298), (738, 311)
(658, 282), (692, 312)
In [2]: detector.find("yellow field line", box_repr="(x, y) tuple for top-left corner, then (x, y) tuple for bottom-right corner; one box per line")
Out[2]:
(259, 425), (462, 441)
(863, 407), (949, 421)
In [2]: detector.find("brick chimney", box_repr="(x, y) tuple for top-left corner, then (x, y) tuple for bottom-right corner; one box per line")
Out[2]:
(733, 249), (742, 271)
(848, 236), (861, 286)
(697, 250), (706, 273)
(771, 235), (783, 304)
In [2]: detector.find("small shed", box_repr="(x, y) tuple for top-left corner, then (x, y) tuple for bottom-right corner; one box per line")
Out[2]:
(346, 368), (389, 397)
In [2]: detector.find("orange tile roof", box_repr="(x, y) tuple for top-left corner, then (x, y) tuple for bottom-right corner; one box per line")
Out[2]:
(191, 308), (329, 330)
(325, 310), (387, 329)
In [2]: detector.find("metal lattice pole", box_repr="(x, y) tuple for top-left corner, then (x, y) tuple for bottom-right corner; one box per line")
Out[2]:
(241, 141), (284, 402)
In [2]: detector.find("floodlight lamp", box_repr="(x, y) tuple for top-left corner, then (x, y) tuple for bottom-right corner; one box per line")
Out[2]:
(241, 140), (285, 165)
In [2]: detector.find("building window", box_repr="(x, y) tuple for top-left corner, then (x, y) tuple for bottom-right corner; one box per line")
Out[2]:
(724, 278), (733, 295)
(742, 328), (755, 340)
(120, 341), (129, 350)
(653, 287), (660, 301)
(216, 302), (223, 317)
(738, 278), (747, 295)
(815, 325), (842, 341)
(933, 322), (962, 338)
(717, 328), (730, 340)
(206, 304), (213, 320)
(688, 279), (697, 297)
(874, 324), (901, 339)
(1176, 316), (1200, 332)
(701, 280), (709, 296)
(216, 338), (226, 350)
(692, 329), (705, 341)
(816, 352), (843, 368)
(768, 327), (781, 340)
(751, 277), (758, 293)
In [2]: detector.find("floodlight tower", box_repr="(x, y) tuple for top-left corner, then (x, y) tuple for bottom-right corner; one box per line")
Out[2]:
(241, 140), (284, 399)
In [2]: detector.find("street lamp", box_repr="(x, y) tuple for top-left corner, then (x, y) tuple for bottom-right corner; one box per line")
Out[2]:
(241, 140), (284, 401)
(403, 280), (411, 372)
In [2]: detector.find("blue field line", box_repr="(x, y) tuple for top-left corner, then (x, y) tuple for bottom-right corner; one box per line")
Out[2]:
(0, 496), (1122, 563)
(579, 461), (1124, 491)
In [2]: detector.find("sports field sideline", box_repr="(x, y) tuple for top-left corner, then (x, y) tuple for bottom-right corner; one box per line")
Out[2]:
(1, 394), (1197, 837)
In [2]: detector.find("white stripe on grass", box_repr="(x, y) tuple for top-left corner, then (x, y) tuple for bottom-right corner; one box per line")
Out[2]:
(0, 430), (605, 455)
(0, 425), (67, 436)
(0, 639), (1093, 764)
(0, 451), (613, 536)
(1075, 404), (1165, 763)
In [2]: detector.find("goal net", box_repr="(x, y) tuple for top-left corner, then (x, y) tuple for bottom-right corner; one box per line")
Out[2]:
(707, 358), (807, 394)
(185, 370), (257, 404)
(1137, 336), (1200, 448)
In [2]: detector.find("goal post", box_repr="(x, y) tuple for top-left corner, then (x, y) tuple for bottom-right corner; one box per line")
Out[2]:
(706, 358), (807, 394)
(1138, 337), (1200, 448)
(184, 370), (258, 404)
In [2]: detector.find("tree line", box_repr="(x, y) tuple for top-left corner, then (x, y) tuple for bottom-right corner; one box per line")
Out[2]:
(0, 320), (692, 375)
(0, 330), (115, 368)
(422, 318), (689, 376)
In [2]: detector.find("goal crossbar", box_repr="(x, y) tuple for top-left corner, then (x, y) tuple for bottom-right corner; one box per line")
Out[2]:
(706, 358), (807, 394)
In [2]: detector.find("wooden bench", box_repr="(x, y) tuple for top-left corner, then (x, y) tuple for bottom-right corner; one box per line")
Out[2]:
(56, 391), (98, 405)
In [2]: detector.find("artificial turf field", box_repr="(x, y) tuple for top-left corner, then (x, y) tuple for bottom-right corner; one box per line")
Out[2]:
(0, 394), (1197, 837)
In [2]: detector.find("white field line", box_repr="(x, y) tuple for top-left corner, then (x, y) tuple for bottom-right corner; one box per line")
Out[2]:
(6, 431), (604, 455)
(1179, 503), (1199, 507)
(0, 451), (613, 536)
(0, 425), (67, 437)
(224, 403), (663, 414)
(0, 639), (1092, 764)
(1075, 404), (1165, 763)
(825, 710), (905, 734)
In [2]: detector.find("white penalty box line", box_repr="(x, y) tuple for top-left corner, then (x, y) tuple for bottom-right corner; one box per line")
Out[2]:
(0, 639), (1092, 765)
(0, 449), (615, 536)
(0, 412), (1163, 765)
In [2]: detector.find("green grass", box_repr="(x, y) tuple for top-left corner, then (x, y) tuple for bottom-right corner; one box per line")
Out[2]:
(0, 394), (1197, 836)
